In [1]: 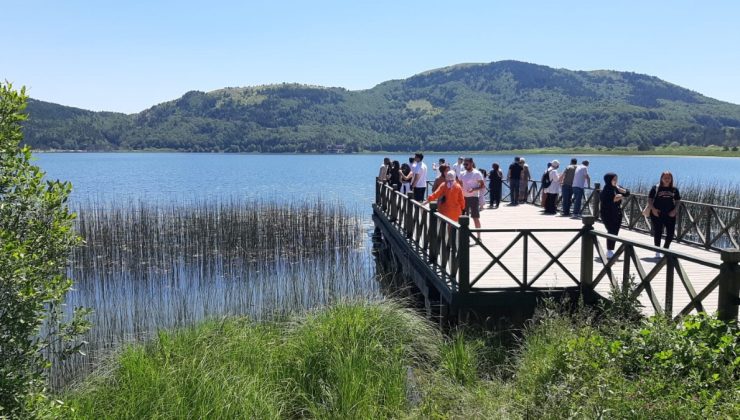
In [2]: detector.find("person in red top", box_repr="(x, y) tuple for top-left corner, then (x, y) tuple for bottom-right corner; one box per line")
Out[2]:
(424, 171), (465, 222)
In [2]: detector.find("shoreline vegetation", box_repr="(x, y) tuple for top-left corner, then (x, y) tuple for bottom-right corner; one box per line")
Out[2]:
(64, 300), (740, 419)
(29, 145), (740, 158)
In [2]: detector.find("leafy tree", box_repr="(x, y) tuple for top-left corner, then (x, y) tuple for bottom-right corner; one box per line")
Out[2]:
(0, 82), (90, 417)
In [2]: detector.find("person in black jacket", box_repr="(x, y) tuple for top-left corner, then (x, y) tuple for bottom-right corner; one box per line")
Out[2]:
(489, 162), (503, 208)
(648, 171), (681, 257)
(600, 172), (630, 259)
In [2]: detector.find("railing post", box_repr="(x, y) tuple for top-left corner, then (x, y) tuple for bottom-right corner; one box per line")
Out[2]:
(405, 192), (414, 238)
(375, 178), (381, 206)
(665, 255), (674, 318)
(580, 216), (595, 289)
(592, 183), (601, 221)
(458, 216), (471, 293)
(704, 208), (712, 249)
(428, 202), (438, 263)
(718, 249), (740, 322)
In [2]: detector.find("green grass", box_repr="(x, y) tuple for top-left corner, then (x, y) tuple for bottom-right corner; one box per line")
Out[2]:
(63, 300), (740, 419)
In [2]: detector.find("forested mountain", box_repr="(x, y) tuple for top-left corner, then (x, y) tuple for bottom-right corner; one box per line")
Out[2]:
(22, 61), (740, 152)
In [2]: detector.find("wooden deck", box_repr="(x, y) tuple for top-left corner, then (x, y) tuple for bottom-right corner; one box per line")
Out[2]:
(469, 204), (724, 316)
(373, 180), (740, 322)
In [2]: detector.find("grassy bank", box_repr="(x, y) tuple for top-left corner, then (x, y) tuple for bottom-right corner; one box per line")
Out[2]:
(63, 300), (740, 419)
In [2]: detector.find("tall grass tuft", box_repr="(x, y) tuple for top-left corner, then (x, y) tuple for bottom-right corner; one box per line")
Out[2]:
(66, 300), (442, 419)
(55, 199), (378, 389)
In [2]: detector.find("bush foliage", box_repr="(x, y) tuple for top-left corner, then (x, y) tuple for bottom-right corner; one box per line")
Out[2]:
(0, 82), (89, 417)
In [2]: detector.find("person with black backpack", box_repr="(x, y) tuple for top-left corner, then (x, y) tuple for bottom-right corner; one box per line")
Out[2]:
(647, 171), (681, 258)
(540, 162), (552, 207)
(543, 160), (560, 214)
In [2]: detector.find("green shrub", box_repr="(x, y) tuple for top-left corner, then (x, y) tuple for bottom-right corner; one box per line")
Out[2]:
(0, 82), (89, 417)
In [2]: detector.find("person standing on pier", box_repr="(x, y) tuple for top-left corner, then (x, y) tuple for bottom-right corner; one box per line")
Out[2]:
(489, 163), (503, 208)
(460, 158), (485, 233)
(389, 160), (401, 191)
(572, 160), (591, 217)
(540, 162), (552, 207)
(411, 153), (428, 201)
(400, 160), (413, 194)
(559, 158), (578, 216)
(519, 158), (531, 203)
(544, 160), (561, 214)
(452, 156), (465, 180)
(431, 164), (450, 192)
(507, 156), (523, 205)
(600, 172), (630, 259)
(478, 167), (488, 211)
(378, 157), (391, 184)
(424, 171), (465, 222)
(648, 171), (681, 257)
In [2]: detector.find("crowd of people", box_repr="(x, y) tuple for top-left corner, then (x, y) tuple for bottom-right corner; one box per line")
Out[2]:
(378, 155), (682, 259)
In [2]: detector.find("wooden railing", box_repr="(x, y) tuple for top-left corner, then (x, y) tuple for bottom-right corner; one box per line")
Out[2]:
(423, 177), (739, 252)
(375, 180), (740, 321)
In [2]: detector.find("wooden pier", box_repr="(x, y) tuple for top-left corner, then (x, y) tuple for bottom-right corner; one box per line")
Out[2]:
(372, 180), (740, 324)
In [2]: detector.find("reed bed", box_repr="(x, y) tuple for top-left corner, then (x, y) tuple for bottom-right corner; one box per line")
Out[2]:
(53, 199), (378, 389)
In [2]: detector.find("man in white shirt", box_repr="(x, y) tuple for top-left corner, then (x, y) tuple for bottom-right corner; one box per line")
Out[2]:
(378, 157), (390, 183)
(411, 153), (428, 201)
(451, 156), (465, 180)
(459, 157), (485, 234)
(572, 160), (591, 217)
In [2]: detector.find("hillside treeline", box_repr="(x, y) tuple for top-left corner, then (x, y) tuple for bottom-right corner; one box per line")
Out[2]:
(22, 61), (740, 152)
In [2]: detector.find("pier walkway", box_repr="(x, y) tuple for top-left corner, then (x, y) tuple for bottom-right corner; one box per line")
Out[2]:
(372, 181), (740, 323)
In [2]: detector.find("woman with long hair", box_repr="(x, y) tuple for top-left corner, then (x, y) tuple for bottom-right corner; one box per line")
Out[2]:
(600, 172), (630, 259)
(389, 160), (401, 191)
(647, 171), (681, 257)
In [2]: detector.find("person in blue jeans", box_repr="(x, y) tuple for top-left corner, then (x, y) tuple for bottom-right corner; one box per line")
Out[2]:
(572, 160), (591, 217)
(559, 158), (578, 216)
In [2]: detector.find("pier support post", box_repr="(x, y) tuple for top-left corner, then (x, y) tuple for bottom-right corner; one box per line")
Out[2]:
(375, 178), (381, 206)
(429, 202), (438, 263)
(592, 183), (601, 220)
(580, 216), (595, 290)
(458, 216), (471, 293)
(718, 249), (740, 322)
(405, 192), (414, 238)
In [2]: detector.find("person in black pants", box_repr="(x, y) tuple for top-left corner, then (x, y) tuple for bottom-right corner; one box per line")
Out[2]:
(507, 157), (522, 205)
(489, 162), (503, 208)
(599, 172), (630, 260)
(648, 171), (681, 258)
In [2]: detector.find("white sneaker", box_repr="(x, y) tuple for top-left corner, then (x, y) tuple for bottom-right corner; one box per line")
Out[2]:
(606, 250), (614, 259)
(655, 251), (662, 259)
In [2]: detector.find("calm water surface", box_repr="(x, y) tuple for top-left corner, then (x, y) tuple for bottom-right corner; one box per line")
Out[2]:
(36, 153), (740, 205)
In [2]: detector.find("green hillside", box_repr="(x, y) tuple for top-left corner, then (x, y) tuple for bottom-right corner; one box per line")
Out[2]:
(21, 61), (740, 152)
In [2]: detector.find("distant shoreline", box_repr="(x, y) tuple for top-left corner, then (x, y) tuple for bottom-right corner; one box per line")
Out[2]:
(32, 146), (740, 158)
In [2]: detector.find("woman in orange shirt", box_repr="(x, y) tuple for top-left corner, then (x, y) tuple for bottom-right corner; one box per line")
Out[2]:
(424, 171), (465, 222)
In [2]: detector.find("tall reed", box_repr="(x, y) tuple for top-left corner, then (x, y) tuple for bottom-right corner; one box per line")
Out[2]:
(53, 199), (377, 389)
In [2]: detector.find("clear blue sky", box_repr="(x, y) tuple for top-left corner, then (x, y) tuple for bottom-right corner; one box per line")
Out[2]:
(3, 0), (739, 113)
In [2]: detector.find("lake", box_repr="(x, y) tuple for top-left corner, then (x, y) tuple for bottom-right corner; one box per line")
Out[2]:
(36, 152), (740, 206)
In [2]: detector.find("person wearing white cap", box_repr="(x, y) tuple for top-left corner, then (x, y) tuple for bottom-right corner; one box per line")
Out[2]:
(544, 160), (561, 214)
